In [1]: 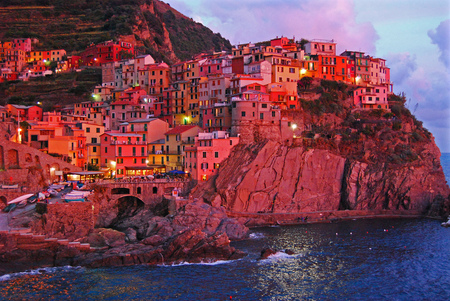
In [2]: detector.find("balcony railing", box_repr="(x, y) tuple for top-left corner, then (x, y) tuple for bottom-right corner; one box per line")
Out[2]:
(110, 140), (147, 145)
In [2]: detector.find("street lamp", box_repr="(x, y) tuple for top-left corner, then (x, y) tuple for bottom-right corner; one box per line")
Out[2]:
(291, 124), (298, 138)
(110, 161), (116, 179)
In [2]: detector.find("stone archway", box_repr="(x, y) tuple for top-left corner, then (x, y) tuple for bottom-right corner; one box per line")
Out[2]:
(110, 196), (145, 230)
(7, 149), (19, 168)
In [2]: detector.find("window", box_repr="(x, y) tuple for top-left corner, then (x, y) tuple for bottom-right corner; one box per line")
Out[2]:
(105, 147), (108, 153)
(261, 104), (267, 108)
(93, 146), (97, 153)
(241, 111), (246, 117)
(214, 152), (219, 158)
(86, 127), (90, 133)
(203, 152), (207, 158)
(260, 113), (264, 120)
(272, 111), (276, 117)
(230, 140), (233, 145)
(31, 135), (38, 141)
(91, 138), (97, 143)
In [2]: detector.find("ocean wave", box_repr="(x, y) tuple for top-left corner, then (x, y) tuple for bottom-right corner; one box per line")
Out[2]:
(159, 259), (234, 267)
(249, 232), (265, 239)
(259, 251), (304, 263)
(0, 266), (84, 282)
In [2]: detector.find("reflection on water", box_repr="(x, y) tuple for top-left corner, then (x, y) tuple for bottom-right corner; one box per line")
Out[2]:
(0, 218), (449, 300)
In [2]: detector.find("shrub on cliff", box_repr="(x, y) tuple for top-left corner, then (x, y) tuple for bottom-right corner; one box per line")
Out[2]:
(392, 122), (402, 131)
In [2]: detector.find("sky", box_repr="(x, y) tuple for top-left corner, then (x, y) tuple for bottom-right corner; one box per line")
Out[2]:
(164, 0), (450, 153)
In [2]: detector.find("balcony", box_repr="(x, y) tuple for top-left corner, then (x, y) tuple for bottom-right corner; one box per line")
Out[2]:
(110, 140), (147, 145)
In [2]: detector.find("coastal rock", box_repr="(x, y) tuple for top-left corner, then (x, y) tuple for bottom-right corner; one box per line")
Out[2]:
(259, 247), (277, 259)
(141, 235), (164, 246)
(125, 228), (137, 243)
(82, 228), (126, 248)
(171, 200), (249, 240)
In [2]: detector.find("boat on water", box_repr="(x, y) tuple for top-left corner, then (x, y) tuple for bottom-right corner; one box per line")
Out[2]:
(441, 217), (450, 227)
(63, 190), (91, 202)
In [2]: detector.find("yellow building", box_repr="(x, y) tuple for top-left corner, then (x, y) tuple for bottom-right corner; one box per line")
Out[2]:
(163, 125), (200, 172)
(81, 123), (105, 168)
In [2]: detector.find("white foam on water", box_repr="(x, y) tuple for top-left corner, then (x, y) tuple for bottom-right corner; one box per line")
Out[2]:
(258, 251), (304, 264)
(159, 259), (234, 267)
(0, 266), (84, 282)
(249, 232), (265, 239)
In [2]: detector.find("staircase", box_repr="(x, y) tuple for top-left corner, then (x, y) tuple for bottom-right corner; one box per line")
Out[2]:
(0, 228), (94, 252)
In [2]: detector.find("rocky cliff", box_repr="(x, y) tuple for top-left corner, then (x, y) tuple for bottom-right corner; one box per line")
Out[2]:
(193, 81), (450, 221)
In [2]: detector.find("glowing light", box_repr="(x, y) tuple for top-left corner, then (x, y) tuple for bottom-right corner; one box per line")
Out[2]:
(50, 167), (55, 172)
(356, 76), (361, 82)
(300, 68), (306, 75)
(291, 124), (297, 130)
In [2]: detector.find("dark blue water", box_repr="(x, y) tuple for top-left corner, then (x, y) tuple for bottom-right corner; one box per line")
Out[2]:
(0, 218), (449, 300)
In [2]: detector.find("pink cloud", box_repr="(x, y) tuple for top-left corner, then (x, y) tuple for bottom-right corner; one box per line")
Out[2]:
(428, 19), (450, 69)
(168, 0), (379, 54)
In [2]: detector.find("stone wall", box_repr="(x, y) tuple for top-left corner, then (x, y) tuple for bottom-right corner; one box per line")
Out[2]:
(0, 136), (81, 184)
(31, 202), (95, 240)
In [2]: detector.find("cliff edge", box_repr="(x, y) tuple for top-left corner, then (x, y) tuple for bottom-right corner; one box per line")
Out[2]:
(192, 81), (450, 222)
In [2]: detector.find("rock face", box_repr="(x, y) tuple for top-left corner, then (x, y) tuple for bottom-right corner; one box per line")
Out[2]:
(199, 137), (449, 217)
(0, 199), (248, 274)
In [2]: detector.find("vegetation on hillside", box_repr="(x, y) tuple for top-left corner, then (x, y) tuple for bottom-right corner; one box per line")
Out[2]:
(297, 77), (431, 167)
(0, 0), (231, 63)
(0, 69), (101, 109)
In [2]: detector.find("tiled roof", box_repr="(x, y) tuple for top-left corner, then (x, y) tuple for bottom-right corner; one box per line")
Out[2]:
(165, 125), (198, 135)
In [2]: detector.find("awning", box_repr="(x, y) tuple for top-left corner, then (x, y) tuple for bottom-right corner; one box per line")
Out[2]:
(68, 171), (106, 176)
(124, 166), (154, 170)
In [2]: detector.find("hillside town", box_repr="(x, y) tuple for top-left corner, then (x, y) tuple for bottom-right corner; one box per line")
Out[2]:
(0, 36), (394, 183)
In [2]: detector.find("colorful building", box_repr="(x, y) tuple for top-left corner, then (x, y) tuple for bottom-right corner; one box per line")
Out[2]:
(100, 132), (147, 178)
(185, 131), (239, 181)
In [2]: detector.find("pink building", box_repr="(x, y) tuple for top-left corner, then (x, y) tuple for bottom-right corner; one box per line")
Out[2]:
(100, 132), (148, 178)
(12, 38), (32, 52)
(184, 131), (239, 181)
(353, 85), (389, 110)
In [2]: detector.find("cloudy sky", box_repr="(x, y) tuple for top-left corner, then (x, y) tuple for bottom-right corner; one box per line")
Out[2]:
(165, 0), (450, 153)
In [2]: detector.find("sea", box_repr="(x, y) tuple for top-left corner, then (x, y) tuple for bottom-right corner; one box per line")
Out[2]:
(0, 154), (449, 301)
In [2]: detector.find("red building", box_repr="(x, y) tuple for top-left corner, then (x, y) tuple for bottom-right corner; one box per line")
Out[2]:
(100, 132), (148, 178)
(67, 56), (81, 70)
(80, 40), (135, 66)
